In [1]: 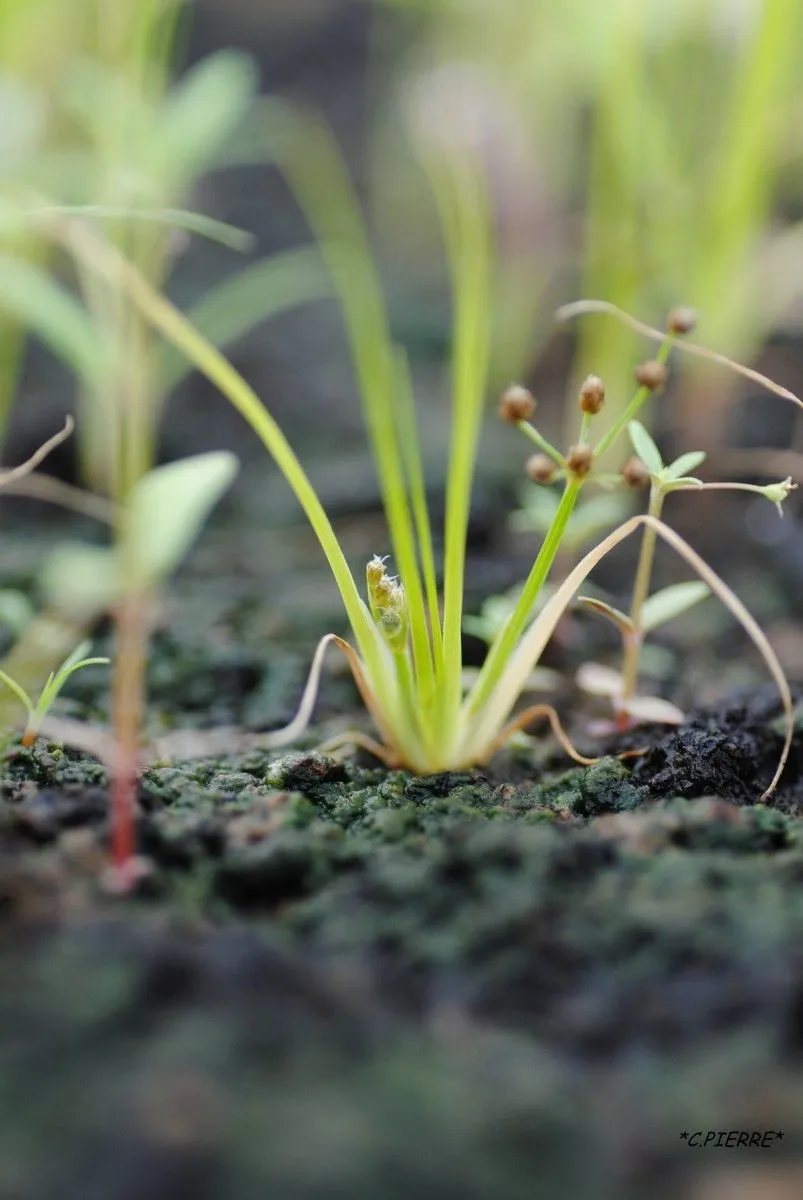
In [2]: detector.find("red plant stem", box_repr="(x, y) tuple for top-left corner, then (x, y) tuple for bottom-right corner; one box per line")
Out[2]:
(110, 592), (147, 873)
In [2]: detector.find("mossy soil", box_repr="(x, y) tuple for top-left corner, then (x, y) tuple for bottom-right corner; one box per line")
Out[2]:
(2, 518), (803, 1199)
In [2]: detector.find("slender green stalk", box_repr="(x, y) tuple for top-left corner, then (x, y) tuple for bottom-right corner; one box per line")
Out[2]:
(393, 348), (443, 677)
(61, 218), (419, 759)
(692, 0), (800, 350)
(27, 205), (253, 250)
(108, 590), (147, 870)
(594, 334), (675, 459)
(618, 481), (664, 711)
(465, 475), (583, 718)
(260, 104), (436, 708)
(429, 152), (492, 741)
(518, 421), (565, 466)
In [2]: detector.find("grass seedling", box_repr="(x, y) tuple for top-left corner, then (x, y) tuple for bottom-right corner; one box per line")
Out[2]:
(68, 104), (800, 802)
(0, 640), (109, 748)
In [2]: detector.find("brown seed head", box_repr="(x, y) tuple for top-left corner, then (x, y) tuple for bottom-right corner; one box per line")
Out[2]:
(578, 374), (606, 415)
(667, 306), (697, 336)
(566, 443), (594, 477)
(498, 383), (536, 424)
(634, 360), (668, 392)
(524, 454), (557, 484)
(621, 456), (650, 487)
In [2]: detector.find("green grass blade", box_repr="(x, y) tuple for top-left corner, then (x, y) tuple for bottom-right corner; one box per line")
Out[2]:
(422, 150), (492, 732)
(392, 347), (443, 677)
(60, 221), (411, 745)
(0, 666), (33, 721)
(465, 476), (583, 720)
(256, 100), (435, 702)
(28, 205), (254, 251)
(693, 0), (800, 349)
(0, 254), (105, 387)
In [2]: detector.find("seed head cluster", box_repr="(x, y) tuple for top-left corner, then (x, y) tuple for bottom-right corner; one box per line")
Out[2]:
(621, 456), (650, 487)
(578, 374), (605, 415)
(525, 454), (557, 484)
(566, 443), (593, 477)
(498, 384), (537, 424)
(634, 360), (668, 392)
(667, 306), (697, 336)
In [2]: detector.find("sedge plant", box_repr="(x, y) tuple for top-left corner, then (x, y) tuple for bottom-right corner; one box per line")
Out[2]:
(495, 330), (797, 738)
(64, 104), (800, 809)
(576, 419), (795, 728)
(562, 422), (793, 729)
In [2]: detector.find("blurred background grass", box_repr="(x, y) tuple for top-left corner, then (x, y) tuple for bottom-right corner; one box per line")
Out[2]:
(3, 0), (803, 522)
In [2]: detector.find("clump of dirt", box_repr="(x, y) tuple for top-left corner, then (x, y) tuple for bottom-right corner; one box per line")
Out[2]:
(2, 521), (803, 1198)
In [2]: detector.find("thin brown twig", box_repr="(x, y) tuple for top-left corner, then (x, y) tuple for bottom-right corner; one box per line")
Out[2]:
(556, 300), (803, 410)
(0, 416), (76, 487)
(483, 702), (599, 765)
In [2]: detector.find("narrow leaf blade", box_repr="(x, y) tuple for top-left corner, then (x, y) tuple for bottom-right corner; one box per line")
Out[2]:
(576, 594), (634, 633)
(0, 255), (103, 386)
(665, 450), (706, 480)
(154, 51), (258, 183)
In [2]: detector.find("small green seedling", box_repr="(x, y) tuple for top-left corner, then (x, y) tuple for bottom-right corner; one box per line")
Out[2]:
(38, 450), (239, 877)
(574, 419), (795, 729)
(0, 640), (108, 748)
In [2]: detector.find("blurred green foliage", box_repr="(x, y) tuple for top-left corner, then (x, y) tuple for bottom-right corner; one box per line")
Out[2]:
(370, 0), (803, 445)
(0, 0), (328, 502)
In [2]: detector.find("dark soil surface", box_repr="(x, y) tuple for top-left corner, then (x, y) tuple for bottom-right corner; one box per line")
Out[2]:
(2, 512), (803, 1200)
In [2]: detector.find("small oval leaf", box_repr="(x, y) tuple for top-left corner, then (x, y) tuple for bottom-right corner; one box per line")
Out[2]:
(576, 661), (622, 698)
(0, 589), (34, 638)
(640, 581), (711, 632)
(0, 255), (106, 386)
(621, 694), (686, 724)
(40, 543), (121, 617)
(154, 52), (258, 184)
(125, 452), (239, 586)
(628, 421), (663, 475)
(665, 450), (706, 480)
